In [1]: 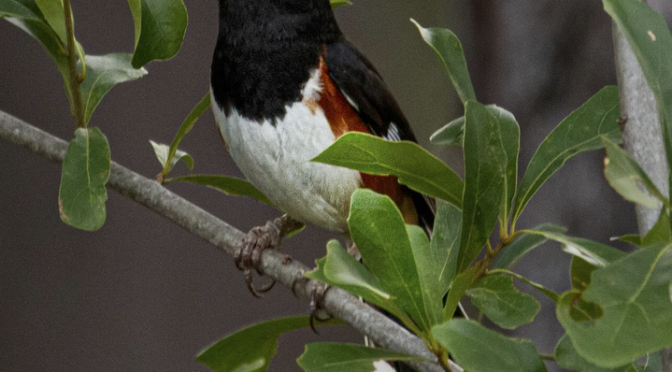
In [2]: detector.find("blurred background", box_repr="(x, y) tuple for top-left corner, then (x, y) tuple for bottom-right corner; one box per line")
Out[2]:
(2, 1), (669, 371)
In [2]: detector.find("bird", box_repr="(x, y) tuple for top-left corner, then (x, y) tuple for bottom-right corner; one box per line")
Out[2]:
(211, 1), (433, 370)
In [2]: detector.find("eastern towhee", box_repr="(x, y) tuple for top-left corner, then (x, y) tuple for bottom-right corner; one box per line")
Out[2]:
(211, 2), (432, 370)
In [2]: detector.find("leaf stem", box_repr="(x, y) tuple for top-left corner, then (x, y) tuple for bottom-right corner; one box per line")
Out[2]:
(63, 0), (85, 128)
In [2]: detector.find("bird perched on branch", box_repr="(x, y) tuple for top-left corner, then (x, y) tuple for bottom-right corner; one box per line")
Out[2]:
(211, 1), (432, 370)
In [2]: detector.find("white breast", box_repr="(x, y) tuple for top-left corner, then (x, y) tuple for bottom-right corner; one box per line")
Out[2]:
(211, 67), (362, 233)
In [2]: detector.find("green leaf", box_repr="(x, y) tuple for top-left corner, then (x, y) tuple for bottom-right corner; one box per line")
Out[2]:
(555, 334), (637, 372)
(58, 127), (110, 231)
(522, 229), (626, 267)
(196, 316), (340, 372)
(492, 106), (520, 229)
(149, 140), (193, 173)
(614, 234), (643, 246)
(314, 132), (463, 208)
(127, 0), (187, 68)
(442, 265), (479, 322)
(605, 0), (672, 210)
(604, 139), (669, 210)
(457, 101), (507, 272)
(411, 19), (476, 104)
(491, 269), (560, 303)
(165, 174), (272, 206)
(34, 0), (65, 43)
(432, 106), (519, 231)
(407, 224), (444, 326)
(348, 189), (439, 331)
(329, 0), (351, 9)
(560, 289), (605, 322)
(643, 210), (672, 246)
(494, 224), (567, 269)
(432, 319), (548, 372)
(557, 243), (672, 368)
(430, 116), (464, 146)
(512, 86), (621, 226)
(159, 92), (211, 179)
(0, 0), (39, 19)
(430, 200), (462, 296)
(297, 343), (422, 372)
(467, 274), (541, 330)
(570, 256), (597, 291)
(79, 53), (147, 125)
(305, 240), (398, 314)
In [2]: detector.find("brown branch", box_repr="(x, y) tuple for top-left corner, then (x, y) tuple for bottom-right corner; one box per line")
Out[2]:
(0, 110), (462, 372)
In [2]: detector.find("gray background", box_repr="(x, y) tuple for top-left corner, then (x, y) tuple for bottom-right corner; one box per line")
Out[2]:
(2, 1), (666, 371)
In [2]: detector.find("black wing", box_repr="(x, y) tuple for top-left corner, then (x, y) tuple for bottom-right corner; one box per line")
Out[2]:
(325, 40), (435, 232)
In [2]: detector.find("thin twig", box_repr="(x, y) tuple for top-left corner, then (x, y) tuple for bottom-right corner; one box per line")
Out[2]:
(0, 110), (462, 372)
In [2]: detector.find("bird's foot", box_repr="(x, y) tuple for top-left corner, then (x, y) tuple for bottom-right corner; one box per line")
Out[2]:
(309, 283), (332, 333)
(235, 214), (303, 298)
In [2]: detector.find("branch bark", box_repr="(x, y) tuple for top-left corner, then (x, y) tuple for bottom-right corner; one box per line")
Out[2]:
(0, 110), (461, 372)
(612, 17), (672, 372)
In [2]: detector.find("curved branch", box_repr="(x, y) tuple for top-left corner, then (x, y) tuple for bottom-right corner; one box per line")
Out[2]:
(0, 110), (461, 372)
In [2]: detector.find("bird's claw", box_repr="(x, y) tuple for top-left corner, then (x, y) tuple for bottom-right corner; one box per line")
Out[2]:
(234, 215), (302, 298)
(309, 283), (331, 333)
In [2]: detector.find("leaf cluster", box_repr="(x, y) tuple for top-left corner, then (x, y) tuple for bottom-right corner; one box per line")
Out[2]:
(199, 1), (672, 371)
(5, 0), (672, 371)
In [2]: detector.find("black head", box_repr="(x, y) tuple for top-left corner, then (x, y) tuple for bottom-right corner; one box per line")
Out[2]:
(212, 0), (344, 122)
(217, 0), (342, 43)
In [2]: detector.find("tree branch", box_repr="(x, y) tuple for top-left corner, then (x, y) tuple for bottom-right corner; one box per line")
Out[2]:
(0, 110), (461, 372)
(612, 17), (672, 371)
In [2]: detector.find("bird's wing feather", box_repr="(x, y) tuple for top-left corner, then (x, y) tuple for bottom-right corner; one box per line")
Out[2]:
(325, 40), (435, 232)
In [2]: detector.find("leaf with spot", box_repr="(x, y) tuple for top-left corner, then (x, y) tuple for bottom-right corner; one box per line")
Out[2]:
(127, 0), (187, 68)
(411, 19), (476, 104)
(570, 256), (597, 291)
(165, 174), (272, 206)
(314, 132), (463, 208)
(433, 319), (548, 372)
(197, 316), (341, 372)
(512, 86), (621, 226)
(58, 127), (110, 231)
(457, 101), (507, 272)
(467, 274), (541, 330)
(557, 243), (672, 368)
